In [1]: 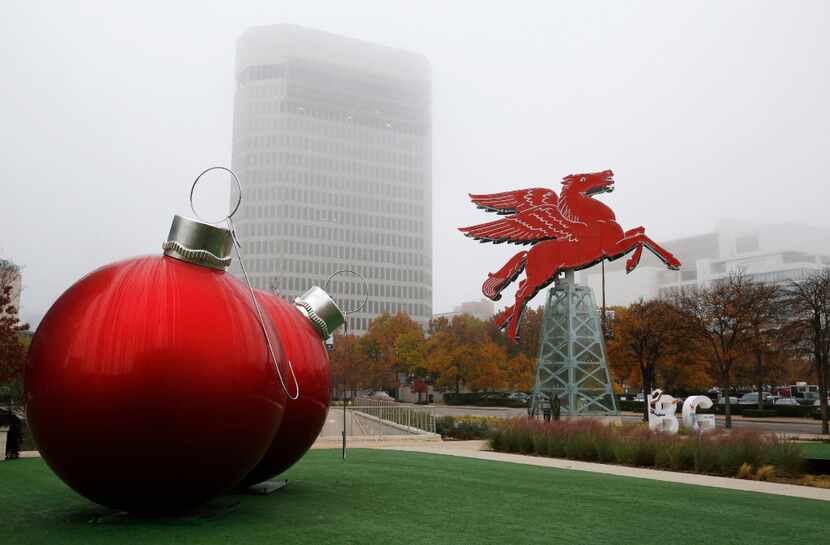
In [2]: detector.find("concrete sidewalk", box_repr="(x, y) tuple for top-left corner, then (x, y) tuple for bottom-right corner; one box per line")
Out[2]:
(381, 440), (830, 502)
(313, 435), (441, 450)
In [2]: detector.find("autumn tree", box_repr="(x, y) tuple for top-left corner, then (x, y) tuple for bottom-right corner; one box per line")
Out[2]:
(744, 281), (785, 409)
(466, 341), (508, 392)
(0, 264), (28, 408)
(411, 378), (428, 402)
(517, 306), (544, 359)
(785, 269), (830, 435)
(673, 271), (773, 428)
(484, 305), (543, 361)
(426, 314), (489, 393)
(394, 328), (427, 378)
(606, 314), (639, 392)
(657, 350), (711, 394)
(505, 352), (535, 391)
(774, 355), (815, 387)
(427, 315), (474, 393)
(359, 312), (423, 392)
(329, 333), (368, 400)
(606, 299), (691, 421)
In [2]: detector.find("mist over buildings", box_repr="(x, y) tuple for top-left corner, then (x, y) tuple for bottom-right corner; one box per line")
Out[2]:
(1, 1), (828, 328)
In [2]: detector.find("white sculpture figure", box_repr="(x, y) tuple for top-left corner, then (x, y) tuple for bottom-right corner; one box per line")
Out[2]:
(646, 390), (717, 434)
(647, 389), (679, 433)
(682, 395), (716, 433)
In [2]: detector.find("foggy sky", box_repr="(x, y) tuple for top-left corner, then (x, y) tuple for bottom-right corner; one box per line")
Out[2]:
(2, 0), (829, 327)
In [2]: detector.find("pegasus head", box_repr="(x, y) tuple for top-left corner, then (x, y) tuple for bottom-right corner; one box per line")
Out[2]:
(562, 170), (615, 197)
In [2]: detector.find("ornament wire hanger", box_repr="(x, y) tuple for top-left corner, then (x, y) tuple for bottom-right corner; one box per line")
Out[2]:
(324, 269), (370, 335)
(190, 166), (300, 400)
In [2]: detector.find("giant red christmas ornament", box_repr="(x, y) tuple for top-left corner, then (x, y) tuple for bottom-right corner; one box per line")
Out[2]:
(237, 287), (343, 487)
(25, 215), (288, 514)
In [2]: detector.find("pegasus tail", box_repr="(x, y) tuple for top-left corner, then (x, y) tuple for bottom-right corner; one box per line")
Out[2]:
(483, 251), (527, 301)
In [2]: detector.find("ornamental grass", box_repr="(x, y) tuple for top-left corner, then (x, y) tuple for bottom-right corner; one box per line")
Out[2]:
(489, 418), (804, 478)
(436, 415), (504, 440)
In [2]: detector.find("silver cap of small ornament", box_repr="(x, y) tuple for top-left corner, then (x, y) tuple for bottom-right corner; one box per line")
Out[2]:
(162, 215), (233, 271)
(295, 286), (345, 339)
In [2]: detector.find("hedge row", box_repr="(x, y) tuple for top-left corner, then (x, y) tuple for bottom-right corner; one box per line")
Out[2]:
(619, 400), (817, 418)
(742, 409), (779, 418)
(619, 400), (645, 413)
(443, 392), (527, 408)
(435, 415), (501, 440)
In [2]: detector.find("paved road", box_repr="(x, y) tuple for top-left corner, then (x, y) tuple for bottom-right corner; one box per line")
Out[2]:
(403, 404), (826, 435)
(620, 414), (824, 435)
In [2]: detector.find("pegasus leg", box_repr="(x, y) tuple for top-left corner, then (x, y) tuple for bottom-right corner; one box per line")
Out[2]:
(626, 245), (644, 273)
(506, 307), (523, 342)
(639, 234), (681, 270)
(494, 304), (514, 330)
(609, 231), (681, 271)
(494, 278), (528, 332)
(505, 286), (530, 341)
(505, 272), (550, 342)
(482, 251), (527, 301)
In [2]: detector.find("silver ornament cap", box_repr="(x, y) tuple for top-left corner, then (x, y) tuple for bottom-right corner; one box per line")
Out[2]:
(295, 286), (345, 339)
(162, 215), (233, 271)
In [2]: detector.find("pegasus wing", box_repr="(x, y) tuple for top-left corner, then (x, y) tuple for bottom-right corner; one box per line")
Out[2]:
(468, 188), (558, 215)
(458, 204), (577, 244)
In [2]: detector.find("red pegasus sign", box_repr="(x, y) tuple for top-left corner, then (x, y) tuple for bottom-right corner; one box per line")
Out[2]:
(459, 170), (681, 342)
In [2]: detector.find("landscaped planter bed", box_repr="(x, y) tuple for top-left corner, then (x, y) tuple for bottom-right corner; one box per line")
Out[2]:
(490, 418), (806, 481)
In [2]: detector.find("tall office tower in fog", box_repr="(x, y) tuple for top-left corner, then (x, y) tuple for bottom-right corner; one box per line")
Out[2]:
(231, 24), (432, 333)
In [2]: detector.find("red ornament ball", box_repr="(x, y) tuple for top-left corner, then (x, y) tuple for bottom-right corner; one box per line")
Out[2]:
(25, 256), (286, 514)
(237, 290), (331, 487)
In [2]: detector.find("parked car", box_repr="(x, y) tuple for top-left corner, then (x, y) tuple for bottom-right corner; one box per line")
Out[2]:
(774, 397), (800, 406)
(737, 392), (776, 406)
(717, 396), (739, 405)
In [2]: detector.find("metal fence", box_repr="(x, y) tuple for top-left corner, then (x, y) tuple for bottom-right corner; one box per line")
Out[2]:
(353, 397), (437, 435)
(320, 398), (437, 438)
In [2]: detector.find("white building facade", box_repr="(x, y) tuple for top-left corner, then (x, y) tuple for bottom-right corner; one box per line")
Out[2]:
(433, 298), (496, 322)
(230, 25), (433, 333)
(581, 220), (830, 306)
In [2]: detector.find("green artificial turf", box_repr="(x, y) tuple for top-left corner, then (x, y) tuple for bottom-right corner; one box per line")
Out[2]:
(1, 449), (827, 545)
(801, 442), (830, 460)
